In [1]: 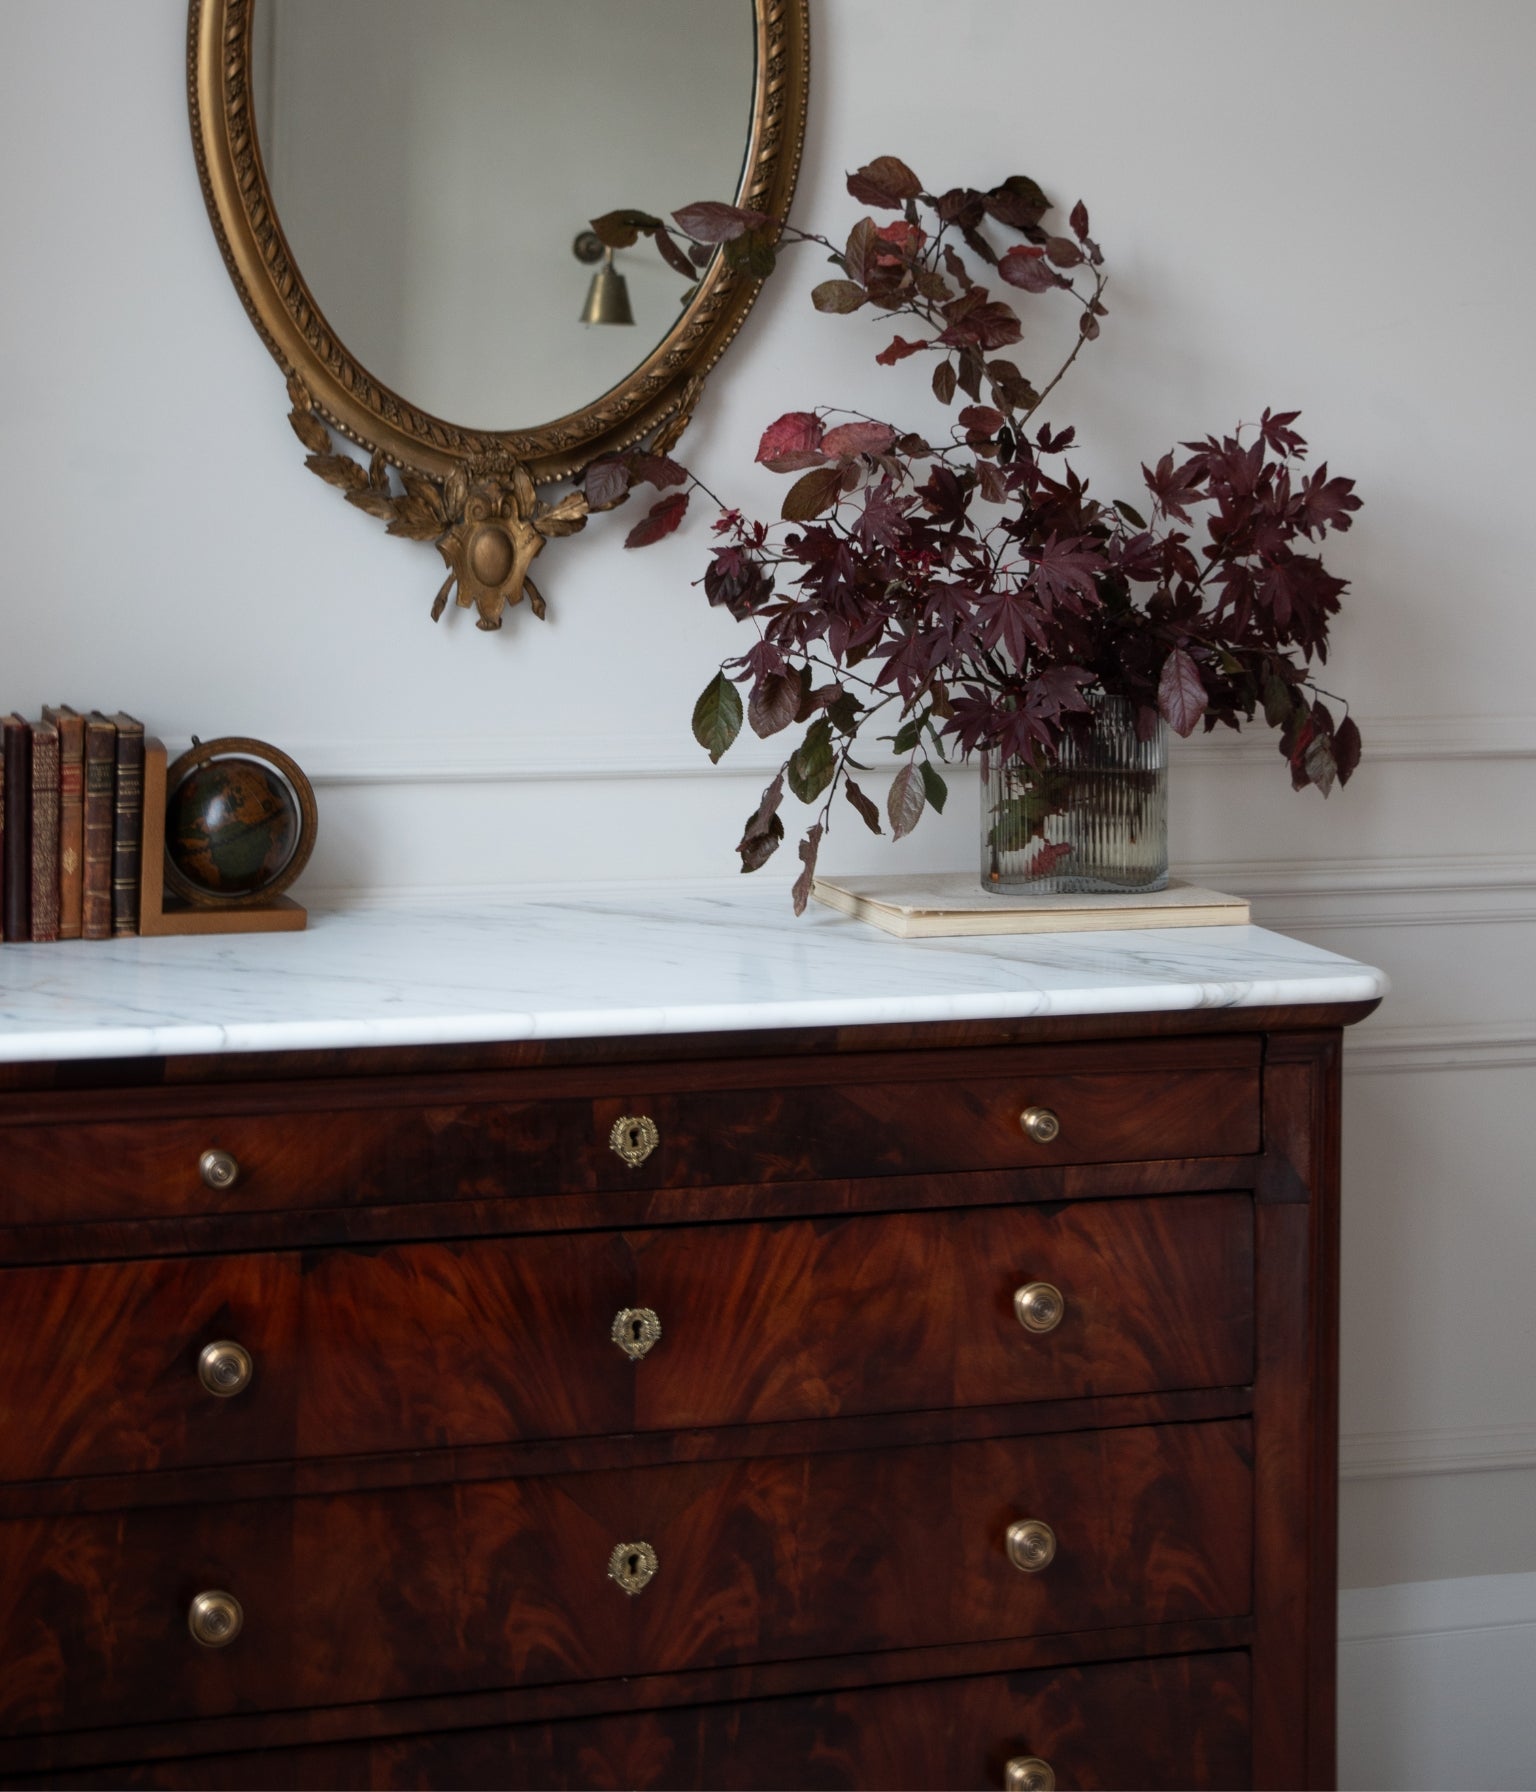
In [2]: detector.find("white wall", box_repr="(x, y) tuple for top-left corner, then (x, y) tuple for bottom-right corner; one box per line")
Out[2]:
(2, 0), (1535, 1770)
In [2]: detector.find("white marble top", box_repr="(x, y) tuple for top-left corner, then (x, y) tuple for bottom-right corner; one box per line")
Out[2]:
(0, 885), (1387, 1064)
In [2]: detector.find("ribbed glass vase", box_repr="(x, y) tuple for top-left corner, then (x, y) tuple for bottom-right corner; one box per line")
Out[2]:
(980, 695), (1169, 895)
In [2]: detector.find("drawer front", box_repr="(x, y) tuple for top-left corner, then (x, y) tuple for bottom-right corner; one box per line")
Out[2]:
(0, 1044), (1260, 1225)
(0, 1197), (1253, 1479)
(26, 1651), (1252, 1789)
(0, 1422), (1252, 1734)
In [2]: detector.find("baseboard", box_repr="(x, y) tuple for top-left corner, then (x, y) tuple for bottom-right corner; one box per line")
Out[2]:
(1341, 1421), (1536, 1480)
(1339, 1571), (1536, 1790)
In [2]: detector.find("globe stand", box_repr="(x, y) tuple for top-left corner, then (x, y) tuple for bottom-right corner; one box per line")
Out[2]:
(138, 740), (307, 935)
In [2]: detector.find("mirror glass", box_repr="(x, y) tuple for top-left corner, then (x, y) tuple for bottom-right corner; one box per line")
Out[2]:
(250, 0), (757, 431)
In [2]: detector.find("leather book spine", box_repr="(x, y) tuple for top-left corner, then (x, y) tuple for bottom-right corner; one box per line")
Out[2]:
(29, 720), (61, 943)
(3, 715), (32, 942)
(110, 713), (145, 938)
(82, 714), (116, 941)
(42, 706), (84, 939)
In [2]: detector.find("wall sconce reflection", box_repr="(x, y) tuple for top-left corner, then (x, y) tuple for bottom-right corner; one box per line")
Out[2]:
(573, 230), (635, 326)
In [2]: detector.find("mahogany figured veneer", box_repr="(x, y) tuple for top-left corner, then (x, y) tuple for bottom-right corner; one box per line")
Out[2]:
(0, 1008), (1369, 1789)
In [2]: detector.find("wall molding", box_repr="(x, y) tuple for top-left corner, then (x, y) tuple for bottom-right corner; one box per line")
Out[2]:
(1193, 852), (1536, 931)
(1341, 1422), (1536, 1482)
(1338, 1572), (1536, 1790)
(185, 713), (1536, 789)
(1343, 1021), (1536, 1076)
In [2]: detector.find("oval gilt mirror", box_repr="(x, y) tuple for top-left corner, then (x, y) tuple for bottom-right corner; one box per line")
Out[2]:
(188, 0), (809, 630)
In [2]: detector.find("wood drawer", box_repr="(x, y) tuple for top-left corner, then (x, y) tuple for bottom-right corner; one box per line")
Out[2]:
(0, 1042), (1260, 1225)
(21, 1651), (1252, 1789)
(0, 1196), (1253, 1480)
(0, 1422), (1252, 1736)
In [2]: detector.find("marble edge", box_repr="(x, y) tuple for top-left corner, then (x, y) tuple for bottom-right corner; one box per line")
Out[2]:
(0, 968), (1389, 1064)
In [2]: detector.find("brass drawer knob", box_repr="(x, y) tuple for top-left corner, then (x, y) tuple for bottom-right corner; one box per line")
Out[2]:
(1006, 1518), (1057, 1573)
(607, 1540), (658, 1596)
(188, 1588), (243, 1648)
(612, 1307), (662, 1362)
(198, 1148), (240, 1191)
(1013, 1282), (1065, 1335)
(1018, 1106), (1061, 1144)
(609, 1114), (659, 1168)
(1005, 1758), (1056, 1792)
(198, 1340), (254, 1398)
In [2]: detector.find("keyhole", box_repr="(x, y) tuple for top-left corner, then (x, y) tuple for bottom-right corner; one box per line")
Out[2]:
(626, 1551), (641, 1577)
(631, 1318), (644, 1342)
(628, 1125), (643, 1150)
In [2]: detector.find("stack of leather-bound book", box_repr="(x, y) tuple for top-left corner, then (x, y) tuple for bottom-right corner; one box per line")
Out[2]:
(0, 707), (144, 944)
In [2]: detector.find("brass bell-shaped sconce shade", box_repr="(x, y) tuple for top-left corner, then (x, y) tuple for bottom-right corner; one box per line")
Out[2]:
(580, 246), (635, 326)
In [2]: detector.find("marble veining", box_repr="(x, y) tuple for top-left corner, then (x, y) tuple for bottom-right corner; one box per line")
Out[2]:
(0, 885), (1387, 1063)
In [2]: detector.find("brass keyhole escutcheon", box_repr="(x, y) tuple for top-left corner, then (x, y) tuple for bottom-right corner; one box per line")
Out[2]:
(609, 1113), (659, 1168)
(607, 1540), (658, 1596)
(612, 1307), (662, 1362)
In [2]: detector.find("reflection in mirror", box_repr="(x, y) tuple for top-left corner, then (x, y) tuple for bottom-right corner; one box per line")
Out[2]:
(250, 0), (756, 430)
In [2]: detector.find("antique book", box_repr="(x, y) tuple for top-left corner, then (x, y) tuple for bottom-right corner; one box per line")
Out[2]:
(2, 715), (31, 942)
(82, 713), (117, 941)
(28, 719), (61, 943)
(109, 713), (145, 938)
(41, 705), (84, 939)
(812, 871), (1251, 939)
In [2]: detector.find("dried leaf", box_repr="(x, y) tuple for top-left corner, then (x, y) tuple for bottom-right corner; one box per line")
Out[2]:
(787, 719), (835, 803)
(629, 453), (688, 490)
(846, 156), (923, 208)
(876, 334), (928, 366)
(886, 763), (927, 839)
(812, 279), (869, 314)
(821, 421), (895, 459)
(932, 360), (957, 405)
(737, 771), (786, 872)
(791, 823), (825, 916)
(780, 464), (845, 523)
(692, 671), (743, 764)
(1157, 647), (1209, 737)
(673, 200), (770, 243)
(997, 246), (1060, 294)
(590, 208), (662, 249)
(749, 670), (800, 739)
(844, 777), (882, 835)
(756, 412), (824, 469)
(624, 491), (688, 547)
(844, 217), (878, 286)
(583, 458), (631, 510)
(652, 226), (697, 280)
(1334, 714), (1362, 785)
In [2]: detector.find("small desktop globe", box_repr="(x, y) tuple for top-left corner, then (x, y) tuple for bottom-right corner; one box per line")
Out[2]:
(166, 756), (301, 900)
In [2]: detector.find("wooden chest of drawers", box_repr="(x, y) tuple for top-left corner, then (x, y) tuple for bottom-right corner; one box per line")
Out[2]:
(0, 1008), (1366, 1789)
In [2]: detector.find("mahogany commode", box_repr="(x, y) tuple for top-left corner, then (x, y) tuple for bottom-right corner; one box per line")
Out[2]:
(0, 901), (1382, 1789)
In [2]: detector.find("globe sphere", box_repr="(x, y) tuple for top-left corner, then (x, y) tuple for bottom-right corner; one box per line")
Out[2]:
(166, 757), (301, 898)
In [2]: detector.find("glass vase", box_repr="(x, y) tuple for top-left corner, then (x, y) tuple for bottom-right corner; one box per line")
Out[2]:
(980, 696), (1169, 895)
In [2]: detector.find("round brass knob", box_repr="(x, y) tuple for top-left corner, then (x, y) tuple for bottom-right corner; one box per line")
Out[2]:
(1005, 1757), (1056, 1792)
(1018, 1106), (1061, 1144)
(1005, 1518), (1057, 1573)
(188, 1589), (243, 1648)
(197, 1340), (253, 1398)
(198, 1148), (240, 1191)
(1013, 1282), (1065, 1335)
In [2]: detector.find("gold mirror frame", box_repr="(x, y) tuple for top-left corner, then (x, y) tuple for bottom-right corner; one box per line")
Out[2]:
(187, 0), (809, 630)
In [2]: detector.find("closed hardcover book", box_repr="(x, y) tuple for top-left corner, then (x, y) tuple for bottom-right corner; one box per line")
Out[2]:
(28, 719), (61, 942)
(41, 705), (84, 939)
(3, 715), (31, 942)
(109, 713), (145, 938)
(82, 713), (117, 941)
